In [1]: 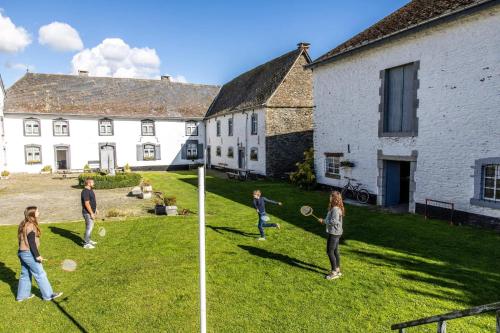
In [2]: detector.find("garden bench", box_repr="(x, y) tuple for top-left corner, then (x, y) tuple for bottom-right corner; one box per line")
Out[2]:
(226, 172), (239, 179)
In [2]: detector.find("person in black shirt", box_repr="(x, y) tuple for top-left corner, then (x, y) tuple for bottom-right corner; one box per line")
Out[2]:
(81, 178), (98, 249)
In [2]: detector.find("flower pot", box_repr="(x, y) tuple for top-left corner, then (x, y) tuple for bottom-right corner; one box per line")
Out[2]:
(1, 176), (9, 180)
(142, 185), (153, 192)
(166, 206), (178, 216)
(131, 186), (142, 196)
(155, 205), (166, 215)
(141, 191), (152, 200)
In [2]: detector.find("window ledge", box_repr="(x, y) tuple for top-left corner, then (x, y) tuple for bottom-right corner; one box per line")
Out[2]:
(470, 198), (500, 209)
(325, 173), (341, 180)
(379, 131), (418, 138)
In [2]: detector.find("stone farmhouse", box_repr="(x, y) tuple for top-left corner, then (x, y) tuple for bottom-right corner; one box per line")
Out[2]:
(309, 0), (500, 228)
(205, 43), (313, 177)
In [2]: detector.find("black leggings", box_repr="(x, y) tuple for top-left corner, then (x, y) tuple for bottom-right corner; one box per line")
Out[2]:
(326, 234), (341, 271)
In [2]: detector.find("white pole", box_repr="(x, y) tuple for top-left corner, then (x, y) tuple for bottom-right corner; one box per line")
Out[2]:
(198, 165), (207, 333)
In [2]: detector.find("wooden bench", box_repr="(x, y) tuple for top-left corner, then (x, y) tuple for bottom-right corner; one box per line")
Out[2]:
(226, 172), (239, 179)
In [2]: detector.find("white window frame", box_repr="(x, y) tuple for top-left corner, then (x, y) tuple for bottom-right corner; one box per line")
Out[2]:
(99, 119), (113, 136)
(53, 119), (69, 136)
(325, 155), (341, 179)
(25, 145), (42, 164)
(186, 142), (198, 159)
(141, 120), (155, 136)
(186, 121), (198, 136)
(143, 144), (156, 161)
(24, 118), (41, 136)
(483, 164), (499, 203)
(250, 147), (258, 161)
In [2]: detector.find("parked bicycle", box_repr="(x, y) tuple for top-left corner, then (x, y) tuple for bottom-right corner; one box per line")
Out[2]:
(341, 177), (370, 204)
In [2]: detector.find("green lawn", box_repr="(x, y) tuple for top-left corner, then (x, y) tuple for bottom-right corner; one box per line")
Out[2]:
(0, 171), (499, 332)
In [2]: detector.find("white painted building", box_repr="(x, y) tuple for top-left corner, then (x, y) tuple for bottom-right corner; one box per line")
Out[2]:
(309, 0), (500, 228)
(0, 75), (5, 170)
(205, 43), (314, 177)
(2, 73), (219, 173)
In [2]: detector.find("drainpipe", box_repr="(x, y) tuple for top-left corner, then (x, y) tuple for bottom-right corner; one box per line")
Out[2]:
(245, 112), (249, 169)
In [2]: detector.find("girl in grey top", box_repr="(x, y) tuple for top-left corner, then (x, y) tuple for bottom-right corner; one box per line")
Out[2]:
(319, 191), (345, 280)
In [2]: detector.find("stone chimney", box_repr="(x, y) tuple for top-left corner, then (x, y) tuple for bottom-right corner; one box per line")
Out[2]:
(297, 42), (310, 51)
(161, 75), (171, 82)
(78, 70), (89, 77)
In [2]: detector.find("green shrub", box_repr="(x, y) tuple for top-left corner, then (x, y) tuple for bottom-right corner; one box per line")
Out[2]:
(78, 172), (142, 189)
(124, 163), (132, 173)
(164, 196), (177, 206)
(83, 164), (91, 173)
(41, 165), (52, 173)
(1, 170), (10, 177)
(290, 148), (316, 190)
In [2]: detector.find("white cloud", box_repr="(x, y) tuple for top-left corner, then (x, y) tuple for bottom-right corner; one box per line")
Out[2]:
(0, 12), (31, 53)
(71, 38), (161, 79)
(5, 61), (35, 72)
(38, 21), (83, 52)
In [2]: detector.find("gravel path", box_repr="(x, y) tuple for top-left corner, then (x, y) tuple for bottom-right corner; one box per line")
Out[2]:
(0, 174), (150, 226)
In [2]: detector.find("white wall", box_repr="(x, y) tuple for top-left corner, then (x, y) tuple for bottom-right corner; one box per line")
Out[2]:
(205, 108), (267, 175)
(0, 88), (5, 169)
(3, 114), (204, 173)
(313, 7), (500, 217)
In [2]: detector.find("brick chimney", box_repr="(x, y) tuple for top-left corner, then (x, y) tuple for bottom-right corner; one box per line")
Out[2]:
(161, 75), (171, 82)
(78, 70), (89, 77)
(297, 42), (310, 51)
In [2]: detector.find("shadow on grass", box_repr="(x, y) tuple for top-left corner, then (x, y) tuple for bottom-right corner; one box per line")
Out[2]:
(177, 172), (500, 307)
(49, 226), (83, 246)
(0, 261), (18, 298)
(53, 297), (88, 333)
(208, 225), (259, 238)
(238, 245), (328, 275)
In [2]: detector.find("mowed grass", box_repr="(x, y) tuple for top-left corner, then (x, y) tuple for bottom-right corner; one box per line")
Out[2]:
(0, 171), (499, 333)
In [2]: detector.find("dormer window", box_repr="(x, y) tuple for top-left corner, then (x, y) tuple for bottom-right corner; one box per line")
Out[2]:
(141, 119), (155, 136)
(53, 118), (69, 136)
(186, 121), (198, 136)
(99, 118), (113, 136)
(24, 118), (41, 136)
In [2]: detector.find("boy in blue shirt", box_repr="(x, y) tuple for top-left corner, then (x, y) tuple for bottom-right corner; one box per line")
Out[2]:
(252, 190), (282, 240)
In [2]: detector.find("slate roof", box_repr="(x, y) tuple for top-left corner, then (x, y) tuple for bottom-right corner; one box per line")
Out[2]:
(4, 73), (220, 119)
(310, 0), (495, 67)
(206, 46), (310, 117)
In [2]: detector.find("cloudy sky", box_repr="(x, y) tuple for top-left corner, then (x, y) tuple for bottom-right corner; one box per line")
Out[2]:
(0, 0), (407, 87)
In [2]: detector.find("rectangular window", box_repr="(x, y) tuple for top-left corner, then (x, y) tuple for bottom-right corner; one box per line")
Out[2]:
(483, 164), (500, 202)
(227, 147), (234, 158)
(24, 118), (41, 136)
(216, 120), (221, 137)
(380, 62), (418, 135)
(141, 120), (155, 136)
(186, 121), (198, 136)
(25, 145), (42, 164)
(186, 142), (198, 159)
(143, 144), (156, 160)
(251, 114), (258, 135)
(53, 119), (69, 136)
(325, 155), (341, 179)
(228, 118), (233, 136)
(216, 146), (221, 156)
(250, 147), (258, 161)
(99, 119), (113, 136)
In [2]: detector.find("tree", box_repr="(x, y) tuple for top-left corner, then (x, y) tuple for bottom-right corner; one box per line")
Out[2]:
(290, 148), (316, 190)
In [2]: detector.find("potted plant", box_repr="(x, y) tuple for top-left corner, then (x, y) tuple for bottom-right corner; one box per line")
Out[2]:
(83, 164), (91, 173)
(154, 197), (166, 215)
(1, 170), (10, 180)
(165, 196), (178, 216)
(142, 179), (153, 193)
(340, 160), (356, 168)
(41, 165), (52, 174)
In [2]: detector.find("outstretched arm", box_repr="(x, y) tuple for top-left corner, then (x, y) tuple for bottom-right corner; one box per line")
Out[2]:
(263, 197), (282, 206)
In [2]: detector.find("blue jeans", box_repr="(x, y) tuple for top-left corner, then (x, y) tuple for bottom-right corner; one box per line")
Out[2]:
(17, 250), (54, 301)
(83, 213), (94, 244)
(257, 214), (277, 238)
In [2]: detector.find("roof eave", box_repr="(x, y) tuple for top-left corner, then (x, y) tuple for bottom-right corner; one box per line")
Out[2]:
(308, 0), (498, 69)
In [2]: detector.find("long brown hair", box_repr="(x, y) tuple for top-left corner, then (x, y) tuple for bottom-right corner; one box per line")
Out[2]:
(328, 191), (345, 216)
(18, 206), (41, 243)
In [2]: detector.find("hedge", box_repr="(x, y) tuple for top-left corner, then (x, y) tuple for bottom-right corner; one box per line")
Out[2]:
(78, 172), (142, 189)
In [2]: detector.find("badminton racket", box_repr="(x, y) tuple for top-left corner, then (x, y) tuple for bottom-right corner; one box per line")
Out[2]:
(299, 206), (322, 221)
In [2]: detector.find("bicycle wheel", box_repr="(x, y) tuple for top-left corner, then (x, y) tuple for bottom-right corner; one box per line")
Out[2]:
(357, 189), (370, 204)
(341, 187), (353, 199)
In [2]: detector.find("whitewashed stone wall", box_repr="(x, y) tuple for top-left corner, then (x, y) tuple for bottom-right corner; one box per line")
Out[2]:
(3, 114), (204, 173)
(313, 7), (500, 218)
(205, 108), (267, 175)
(0, 88), (5, 169)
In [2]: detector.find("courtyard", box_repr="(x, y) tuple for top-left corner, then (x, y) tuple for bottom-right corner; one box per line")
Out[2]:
(0, 171), (498, 332)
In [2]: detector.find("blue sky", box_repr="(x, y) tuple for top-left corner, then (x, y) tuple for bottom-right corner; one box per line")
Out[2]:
(0, 0), (408, 88)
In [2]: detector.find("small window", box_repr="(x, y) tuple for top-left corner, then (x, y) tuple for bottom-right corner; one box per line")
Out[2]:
(216, 146), (221, 157)
(143, 144), (156, 160)
(24, 118), (41, 136)
(325, 154), (341, 179)
(141, 120), (155, 136)
(227, 147), (234, 158)
(250, 147), (258, 161)
(251, 114), (258, 135)
(186, 121), (198, 136)
(99, 119), (113, 136)
(53, 119), (69, 136)
(228, 118), (233, 136)
(25, 145), (42, 164)
(186, 142), (198, 159)
(483, 164), (500, 202)
(216, 120), (221, 137)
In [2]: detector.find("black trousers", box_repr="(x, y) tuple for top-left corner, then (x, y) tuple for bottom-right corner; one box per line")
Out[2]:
(326, 234), (341, 271)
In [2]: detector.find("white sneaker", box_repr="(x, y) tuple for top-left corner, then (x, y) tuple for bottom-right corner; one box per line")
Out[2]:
(83, 243), (95, 249)
(257, 237), (266, 241)
(17, 294), (35, 302)
(89, 240), (97, 245)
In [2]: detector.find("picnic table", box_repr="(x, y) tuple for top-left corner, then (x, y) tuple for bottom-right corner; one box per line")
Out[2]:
(227, 168), (255, 181)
